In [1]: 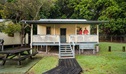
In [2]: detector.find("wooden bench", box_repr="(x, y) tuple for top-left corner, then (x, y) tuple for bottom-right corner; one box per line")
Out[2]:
(79, 44), (96, 54)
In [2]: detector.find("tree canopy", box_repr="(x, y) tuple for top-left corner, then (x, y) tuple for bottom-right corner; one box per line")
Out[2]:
(0, 0), (55, 46)
(0, 0), (126, 36)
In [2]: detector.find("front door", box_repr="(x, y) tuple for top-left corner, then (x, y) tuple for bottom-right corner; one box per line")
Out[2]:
(60, 28), (66, 43)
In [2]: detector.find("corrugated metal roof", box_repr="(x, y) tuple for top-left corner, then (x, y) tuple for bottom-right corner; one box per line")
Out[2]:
(39, 19), (87, 21)
(21, 19), (109, 24)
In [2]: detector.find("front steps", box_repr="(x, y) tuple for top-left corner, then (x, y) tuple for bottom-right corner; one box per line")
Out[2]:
(59, 45), (74, 59)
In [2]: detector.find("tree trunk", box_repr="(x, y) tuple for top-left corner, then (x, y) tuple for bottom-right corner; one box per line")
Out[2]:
(20, 24), (25, 47)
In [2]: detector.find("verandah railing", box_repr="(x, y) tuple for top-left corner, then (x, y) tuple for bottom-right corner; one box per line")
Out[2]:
(33, 34), (98, 44)
(32, 35), (60, 44)
(69, 35), (98, 43)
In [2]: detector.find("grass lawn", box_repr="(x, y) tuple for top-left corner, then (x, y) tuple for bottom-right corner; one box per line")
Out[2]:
(78, 42), (126, 74)
(27, 42), (126, 74)
(1, 42), (126, 74)
(27, 56), (58, 74)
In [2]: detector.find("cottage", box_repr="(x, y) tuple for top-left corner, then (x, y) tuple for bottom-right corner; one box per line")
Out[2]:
(0, 19), (28, 47)
(21, 19), (108, 58)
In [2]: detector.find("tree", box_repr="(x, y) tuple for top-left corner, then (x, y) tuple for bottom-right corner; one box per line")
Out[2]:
(51, 0), (126, 39)
(39, 0), (55, 18)
(49, 0), (76, 18)
(0, 20), (5, 32)
(97, 0), (126, 35)
(2, 0), (43, 21)
(0, 0), (6, 4)
(1, 0), (53, 46)
(2, 21), (21, 37)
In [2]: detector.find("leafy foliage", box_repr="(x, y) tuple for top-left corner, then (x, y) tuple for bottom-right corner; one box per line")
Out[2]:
(39, 0), (55, 18)
(2, 21), (21, 35)
(0, 0), (126, 36)
(1, 0), (42, 21)
(48, 0), (126, 35)
(0, 22), (5, 32)
(0, 0), (54, 45)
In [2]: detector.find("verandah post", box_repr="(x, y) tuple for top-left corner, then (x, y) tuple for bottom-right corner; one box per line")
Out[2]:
(73, 45), (75, 58)
(30, 24), (33, 54)
(46, 45), (48, 54)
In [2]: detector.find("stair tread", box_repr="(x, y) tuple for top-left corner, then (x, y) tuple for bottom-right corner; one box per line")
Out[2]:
(60, 50), (72, 51)
(60, 52), (72, 53)
(59, 45), (74, 58)
(60, 52), (73, 53)
(60, 57), (74, 59)
(60, 53), (73, 55)
(60, 48), (71, 49)
(60, 55), (73, 56)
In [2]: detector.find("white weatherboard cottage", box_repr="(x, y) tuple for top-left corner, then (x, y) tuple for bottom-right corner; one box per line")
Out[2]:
(22, 19), (108, 58)
(0, 19), (28, 49)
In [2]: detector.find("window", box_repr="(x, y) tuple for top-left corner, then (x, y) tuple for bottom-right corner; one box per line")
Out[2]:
(46, 26), (51, 35)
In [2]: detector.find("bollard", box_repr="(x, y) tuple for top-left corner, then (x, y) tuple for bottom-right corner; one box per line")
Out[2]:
(122, 46), (125, 52)
(108, 46), (111, 52)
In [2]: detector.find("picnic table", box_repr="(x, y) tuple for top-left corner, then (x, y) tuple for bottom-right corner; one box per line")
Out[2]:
(0, 39), (4, 51)
(0, 48), (35, 65)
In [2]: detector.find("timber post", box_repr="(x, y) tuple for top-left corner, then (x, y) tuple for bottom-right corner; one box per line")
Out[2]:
(108, 46), (111, 52)
(122, 46), (125, 52)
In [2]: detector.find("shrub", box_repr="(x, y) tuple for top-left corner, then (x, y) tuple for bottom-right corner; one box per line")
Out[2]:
(2, 21), (21, 37)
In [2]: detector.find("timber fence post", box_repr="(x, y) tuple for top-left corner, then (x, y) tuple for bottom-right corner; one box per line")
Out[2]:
(108, 46), (111, 52)
(122, 46), (125, 52)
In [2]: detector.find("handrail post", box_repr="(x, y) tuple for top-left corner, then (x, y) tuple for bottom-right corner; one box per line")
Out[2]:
(73, 44), (75, 58)
(58, 35), (61, 58)
(70, 35), (75, 58)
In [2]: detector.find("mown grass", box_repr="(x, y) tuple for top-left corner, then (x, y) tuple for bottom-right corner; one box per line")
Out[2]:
(77, 53), (126, 74)
(1, 42), (126, 74)
(28, 42), (126, 74)
(77, 42), (126, 74)
(27, 56), (58, 74)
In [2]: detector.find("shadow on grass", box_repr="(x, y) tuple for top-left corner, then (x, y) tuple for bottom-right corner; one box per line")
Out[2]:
(0, 55), (42, 74)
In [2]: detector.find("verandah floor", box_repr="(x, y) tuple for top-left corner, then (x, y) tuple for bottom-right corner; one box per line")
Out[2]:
(43, 58), (83, 74)
(32, 42), (98, 46)
(38, 46), (95, 55)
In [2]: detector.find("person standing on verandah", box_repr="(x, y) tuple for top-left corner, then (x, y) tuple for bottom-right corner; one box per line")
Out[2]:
(83, 28), (88, 35)
(79, 28), (82, 35)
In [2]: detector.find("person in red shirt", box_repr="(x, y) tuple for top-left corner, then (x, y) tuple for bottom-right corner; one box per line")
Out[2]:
(79, 28), (82, 35)
(83, 28), (88, 35)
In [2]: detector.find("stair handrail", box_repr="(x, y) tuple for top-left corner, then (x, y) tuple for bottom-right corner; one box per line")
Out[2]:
(58, 35), (60, 46)
(58, 35), (61, 58)
(69, 35), (75, 46)
(69, 35), (75, 58)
